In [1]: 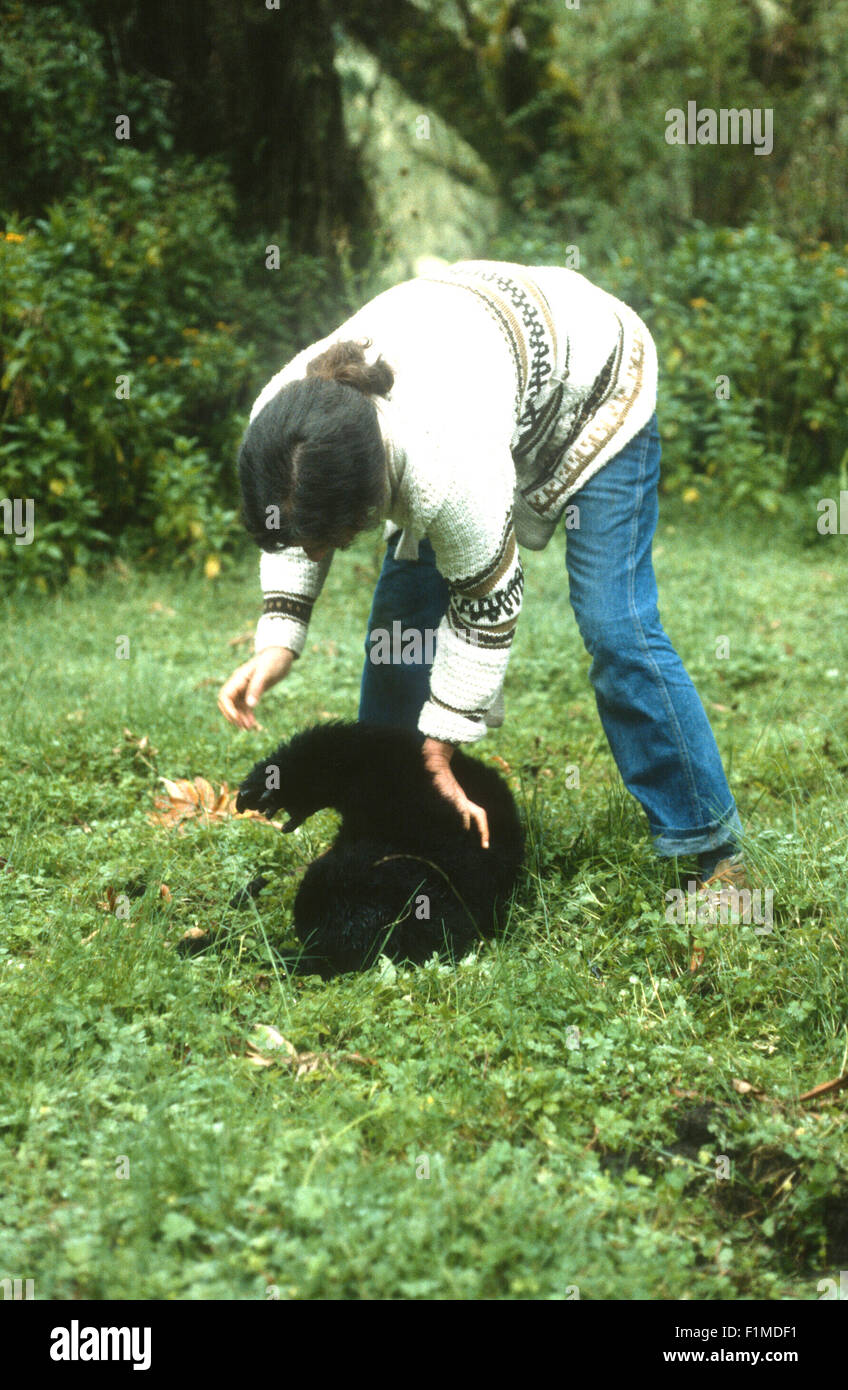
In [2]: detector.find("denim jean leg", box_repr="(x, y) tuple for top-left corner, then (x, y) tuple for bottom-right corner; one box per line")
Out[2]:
(358, 534), (450, 731)
(564, 414), (744, 858)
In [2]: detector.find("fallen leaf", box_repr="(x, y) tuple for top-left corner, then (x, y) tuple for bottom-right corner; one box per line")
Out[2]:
(192, 777), (217, 811)
(670, 1085), (719, 1105)
(731, 1078), (766, 1097)
(97, 886), (118, 913)
(113, 728), (159, 759)
(251, 1024), (296, 1057)
(243, 1025), (377, 1076)
(244, 1049), (276, 1068)
(227, 631), (254, 648)
(148, 776), (277, 830)
(798, 1073), (848, 1103)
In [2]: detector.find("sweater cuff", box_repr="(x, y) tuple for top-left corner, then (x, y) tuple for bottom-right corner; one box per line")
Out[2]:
(254, 612), (306, 658)
(418, 697), (489, 745)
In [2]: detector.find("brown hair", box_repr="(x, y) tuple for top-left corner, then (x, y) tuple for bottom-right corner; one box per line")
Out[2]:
(239, 339), (391, 553)
(305, 338), (394, 398)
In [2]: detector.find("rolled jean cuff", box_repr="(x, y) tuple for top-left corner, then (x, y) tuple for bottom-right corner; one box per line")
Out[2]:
(651, 804), (745, 859)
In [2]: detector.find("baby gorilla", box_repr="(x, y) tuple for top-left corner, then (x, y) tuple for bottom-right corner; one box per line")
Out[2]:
(235, 722), (524, 974)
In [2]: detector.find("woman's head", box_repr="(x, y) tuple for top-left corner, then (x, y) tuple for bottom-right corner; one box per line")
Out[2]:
(238, 338), (394, 554)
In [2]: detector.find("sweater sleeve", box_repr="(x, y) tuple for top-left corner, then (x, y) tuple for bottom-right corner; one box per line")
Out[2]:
(417, 459), (523, 745)
(248, 335), (343, 657)
(254, 547), (334, 658)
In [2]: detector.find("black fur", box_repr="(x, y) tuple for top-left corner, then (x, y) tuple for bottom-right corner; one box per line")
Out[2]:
(235, 722), (524, 973)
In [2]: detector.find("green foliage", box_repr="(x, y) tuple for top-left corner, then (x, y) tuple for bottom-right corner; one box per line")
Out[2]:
(0, 153), (247, 586)
(500, 0), (848, 248)
(628, 227), (848, 510)
(0, 515), (846, 1298)
(0, 148), (342, 589)
(0, 5), (109, 216)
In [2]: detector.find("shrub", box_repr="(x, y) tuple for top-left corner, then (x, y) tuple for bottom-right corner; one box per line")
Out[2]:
(0, 5), (110, 217)
(0, 148), (341, 589)
(636, 226), (848, 512)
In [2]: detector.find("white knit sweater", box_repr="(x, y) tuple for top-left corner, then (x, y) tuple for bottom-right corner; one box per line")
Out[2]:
(249, 260), (658, 744)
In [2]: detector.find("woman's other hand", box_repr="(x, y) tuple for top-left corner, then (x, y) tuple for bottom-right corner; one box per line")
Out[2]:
(218, 646), (295, 730)
(422, 737), (490, 848)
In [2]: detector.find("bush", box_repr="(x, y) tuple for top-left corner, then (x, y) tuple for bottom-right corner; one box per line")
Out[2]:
(636, 226), (848, 512)
(0, 5), (110, 218)
(0, 148), (341, 590)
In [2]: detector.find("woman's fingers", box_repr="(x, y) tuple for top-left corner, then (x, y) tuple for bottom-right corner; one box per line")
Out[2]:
(243, 668), (268, 727)
(463, 801), (489, 849)
(456, 795), (489, 848)
(425, 759), (491, 849)
(471, 804), (490, 850)
(218, 664), (256, 729)
(218, 649), (293, 730)
(217, 676), (244, 728)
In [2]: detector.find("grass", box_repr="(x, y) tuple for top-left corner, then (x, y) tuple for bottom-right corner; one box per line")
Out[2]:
(1, 498), (847, 1300)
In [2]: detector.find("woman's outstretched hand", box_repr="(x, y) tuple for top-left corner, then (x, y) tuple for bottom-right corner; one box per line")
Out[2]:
(218, 646), (295, 730)
(422, 737), (490, 849)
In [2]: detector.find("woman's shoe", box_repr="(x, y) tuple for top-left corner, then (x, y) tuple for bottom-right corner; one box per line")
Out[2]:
(688, 855), (752, 971)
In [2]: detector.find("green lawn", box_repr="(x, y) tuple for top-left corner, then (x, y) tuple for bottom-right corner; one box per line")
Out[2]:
(1, 500), (846, 1300)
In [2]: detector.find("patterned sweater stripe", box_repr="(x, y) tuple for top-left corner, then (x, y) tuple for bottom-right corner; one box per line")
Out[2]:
(450, 519), (517, 597)
(255, 549), (332, 657)
(533, 323), (648, 506)
(422, 266), (559, 415)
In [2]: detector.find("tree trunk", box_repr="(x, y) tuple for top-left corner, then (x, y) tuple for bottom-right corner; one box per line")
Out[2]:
(94, 0), (376, 261)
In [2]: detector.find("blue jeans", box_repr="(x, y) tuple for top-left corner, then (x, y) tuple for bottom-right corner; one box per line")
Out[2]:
(359, 413), (743, 860)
